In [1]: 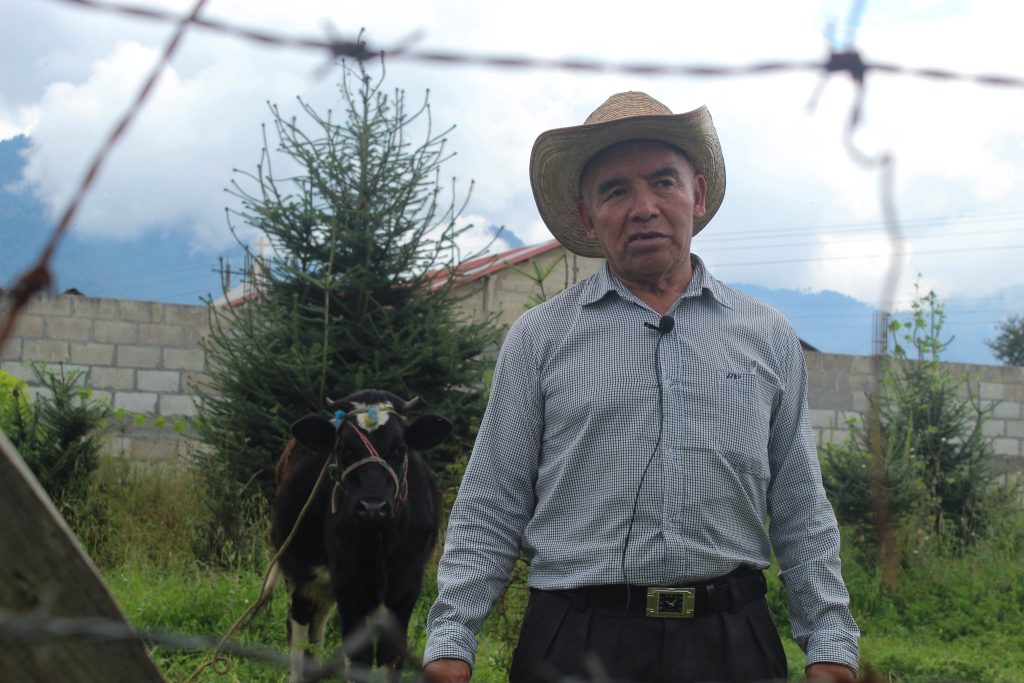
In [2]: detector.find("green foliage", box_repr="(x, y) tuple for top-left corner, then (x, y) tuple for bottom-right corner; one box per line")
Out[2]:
(821, 282), (1005, 553)
(95, 462), (1023, 682)
(0, 368), (32, 437)
(193, 59), (500, 550)
(2, 363), (110, 518)
(987, 313), (1024, 366)
(506, 254), (566, 309)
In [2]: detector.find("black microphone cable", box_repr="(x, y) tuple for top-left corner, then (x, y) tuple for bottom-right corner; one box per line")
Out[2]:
(620, 315), (674, 612)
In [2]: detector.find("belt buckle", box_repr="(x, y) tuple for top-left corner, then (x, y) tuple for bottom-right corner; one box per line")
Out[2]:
(645, 587), (695, 619)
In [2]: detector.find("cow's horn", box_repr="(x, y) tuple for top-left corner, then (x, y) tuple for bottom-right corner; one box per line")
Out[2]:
(404, 396), (420, 411)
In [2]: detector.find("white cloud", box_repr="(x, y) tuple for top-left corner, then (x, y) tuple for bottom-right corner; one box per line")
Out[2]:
(3, 0), (1023, 307)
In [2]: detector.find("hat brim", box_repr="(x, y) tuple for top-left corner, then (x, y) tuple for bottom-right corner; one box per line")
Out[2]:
(529, 106), (726, 258)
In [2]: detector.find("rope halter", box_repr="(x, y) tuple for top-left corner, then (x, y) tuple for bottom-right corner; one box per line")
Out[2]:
(329, 402), (410, 511)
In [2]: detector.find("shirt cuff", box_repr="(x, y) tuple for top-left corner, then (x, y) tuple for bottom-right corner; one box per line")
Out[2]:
(423, 620), (479, 669)
(805, 630), (860, 674)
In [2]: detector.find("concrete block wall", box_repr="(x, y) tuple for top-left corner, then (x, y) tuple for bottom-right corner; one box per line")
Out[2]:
(1, 293), (210, 462)
(805, 351), (1024, 478)
(3, 292), (1023, 479)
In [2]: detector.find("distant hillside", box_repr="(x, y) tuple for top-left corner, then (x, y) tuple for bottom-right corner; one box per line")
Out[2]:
(1, 135), (241, 304)
(731, 282), (1019, 366)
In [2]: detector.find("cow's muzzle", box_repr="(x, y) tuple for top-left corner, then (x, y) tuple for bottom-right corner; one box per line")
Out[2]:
(354, 497), (391, 524)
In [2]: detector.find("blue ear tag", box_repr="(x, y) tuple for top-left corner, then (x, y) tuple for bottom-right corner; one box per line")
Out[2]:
(334, 409), (346, 430)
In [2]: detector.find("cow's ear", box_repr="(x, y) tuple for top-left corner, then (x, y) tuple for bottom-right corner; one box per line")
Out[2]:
(405, 415), (452, 451)
(290, 414), (336, 452)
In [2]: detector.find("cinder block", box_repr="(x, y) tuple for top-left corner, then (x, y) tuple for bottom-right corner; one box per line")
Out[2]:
(46, 317), (92, 341)
(808, 369), (837, 393)
(809, 409), (837, 429)
(70, 342), (115, 366)
(184, 325), (210, 349)
(9, 314), (45, 338)
(982, 420), (1006, 437)
(116, 346), (161, 369)
(163, 348), (206, 371)
(163, 304), (209, 327)
(181, 371), (214, 393)
(137, 369), (181, 393)
(93, 320), (139, 344)
(114, 391), (158, 414)
(0, 339), (21, 361)
(24, 295), (70, 317)
(119, 300), (162, 323)
(1006, 384), (1024, 404)
(72, 297), (118, 320)
(992, 438), (1021, 457)
(139, 323), (185, 346)
(1, 361), (33, 382)
(159, 394), (199, 417)
(21, 339), (69, 363)
(90, 389), (113, 405)
(1006, 421), (1024, 440)
(992, 402), (1022, 420)
(980, 382), (1007, 401)
(92, 367), (135, 390)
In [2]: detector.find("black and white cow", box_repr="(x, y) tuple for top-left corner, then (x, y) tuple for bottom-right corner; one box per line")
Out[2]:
(269, 389), (451, 682)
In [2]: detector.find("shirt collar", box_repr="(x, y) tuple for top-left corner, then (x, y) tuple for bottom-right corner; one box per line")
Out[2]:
(580, 253), (734, 310)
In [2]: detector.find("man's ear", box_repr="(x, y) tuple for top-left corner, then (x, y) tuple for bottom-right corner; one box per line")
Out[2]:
(578, 201), (599, 241)
(290, 414), (336, 452)
(405, 415), (453, 451)
(692, 174), (707, 220)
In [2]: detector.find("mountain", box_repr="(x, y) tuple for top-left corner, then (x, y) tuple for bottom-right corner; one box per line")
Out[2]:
(730, 282), (1016, 366)
(1, 135), (244, 304)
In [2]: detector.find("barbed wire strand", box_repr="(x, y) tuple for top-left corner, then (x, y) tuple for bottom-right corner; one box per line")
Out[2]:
(29, 0), (1024, 88)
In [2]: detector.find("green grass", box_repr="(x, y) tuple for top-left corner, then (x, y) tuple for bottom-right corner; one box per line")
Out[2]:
(78, 461), (1024, 682)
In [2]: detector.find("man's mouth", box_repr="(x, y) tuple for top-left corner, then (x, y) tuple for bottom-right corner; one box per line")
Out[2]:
(628, 232), (667, 245)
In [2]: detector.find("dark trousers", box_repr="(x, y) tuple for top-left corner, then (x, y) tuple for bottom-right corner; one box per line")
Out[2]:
(509, 571), (788, 683)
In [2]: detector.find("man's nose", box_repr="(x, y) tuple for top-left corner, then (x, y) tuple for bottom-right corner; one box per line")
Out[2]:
(629, 187), (659, 221)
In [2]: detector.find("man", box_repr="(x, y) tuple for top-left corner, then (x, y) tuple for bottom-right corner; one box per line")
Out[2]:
(423, 92), (859, 682)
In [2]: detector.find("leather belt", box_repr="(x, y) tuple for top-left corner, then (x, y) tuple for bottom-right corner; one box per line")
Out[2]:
(554, 567), (767, 619)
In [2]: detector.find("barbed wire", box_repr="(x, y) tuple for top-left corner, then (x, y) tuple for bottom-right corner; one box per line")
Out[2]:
(0, 606), (425, 683)
(36, 0), (1024, 88)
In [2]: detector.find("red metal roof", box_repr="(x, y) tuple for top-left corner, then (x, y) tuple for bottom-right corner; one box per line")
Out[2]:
(426, 239), (561, 289)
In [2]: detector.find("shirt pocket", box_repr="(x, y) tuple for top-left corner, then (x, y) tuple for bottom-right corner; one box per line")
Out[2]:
(715, 370), (771, 479)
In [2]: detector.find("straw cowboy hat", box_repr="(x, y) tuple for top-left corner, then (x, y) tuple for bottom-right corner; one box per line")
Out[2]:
(529, 91), (726, 258)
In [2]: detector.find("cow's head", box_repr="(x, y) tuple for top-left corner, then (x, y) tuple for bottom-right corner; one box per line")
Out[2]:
(290, 390), (451, 525)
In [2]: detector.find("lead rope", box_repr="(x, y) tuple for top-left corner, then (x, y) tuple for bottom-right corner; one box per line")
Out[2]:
(182, 452), (334, 683)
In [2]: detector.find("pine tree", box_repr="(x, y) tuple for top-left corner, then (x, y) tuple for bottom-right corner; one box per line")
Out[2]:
(193, 61), (499, 544)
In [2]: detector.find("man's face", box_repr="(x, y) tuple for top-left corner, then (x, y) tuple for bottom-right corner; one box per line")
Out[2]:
(578, 140), (707, 288)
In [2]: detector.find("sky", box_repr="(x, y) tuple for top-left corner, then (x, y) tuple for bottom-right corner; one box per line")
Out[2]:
(2, 0), (1023, 320)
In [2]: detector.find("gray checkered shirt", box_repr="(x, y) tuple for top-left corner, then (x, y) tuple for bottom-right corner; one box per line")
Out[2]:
(425, 256), (859, 671)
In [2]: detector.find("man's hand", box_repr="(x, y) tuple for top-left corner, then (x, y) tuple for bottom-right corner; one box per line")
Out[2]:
(806, 662), (857, 682)
(421, 657), (472, 683)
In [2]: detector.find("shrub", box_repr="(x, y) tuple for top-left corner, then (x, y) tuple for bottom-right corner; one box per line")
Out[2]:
(821, 284), (1005, 560)
(1, 363), (110, 520)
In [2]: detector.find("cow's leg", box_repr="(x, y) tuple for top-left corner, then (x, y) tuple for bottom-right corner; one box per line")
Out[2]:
(338, 604), (376, 679)
(375, 594), (418, 681)
(286, 568), (333, 683)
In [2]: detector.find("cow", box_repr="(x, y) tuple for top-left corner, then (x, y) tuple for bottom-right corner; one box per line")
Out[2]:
(268, 389), (452, 682)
